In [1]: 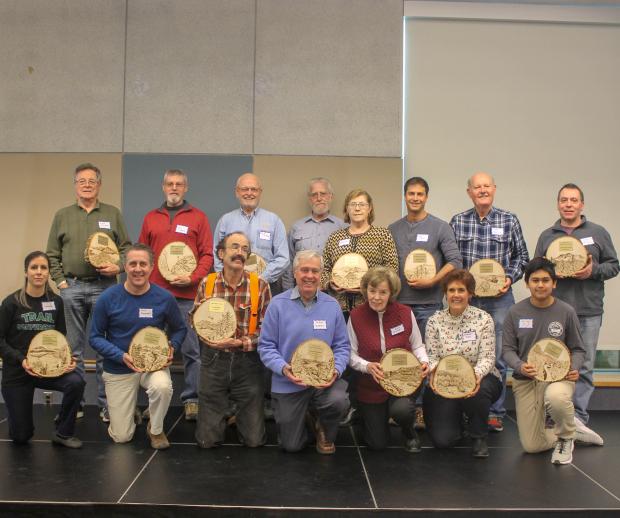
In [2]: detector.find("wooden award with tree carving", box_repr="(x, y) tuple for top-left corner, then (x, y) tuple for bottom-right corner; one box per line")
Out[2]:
(379, 348), (423, 397)
(128, 326), (170, 372)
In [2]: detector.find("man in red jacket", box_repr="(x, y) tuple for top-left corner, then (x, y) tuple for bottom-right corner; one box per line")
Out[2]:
(138, 169), (213, 421)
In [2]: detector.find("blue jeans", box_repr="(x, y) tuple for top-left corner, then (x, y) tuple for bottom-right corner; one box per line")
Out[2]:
(471, 292), (514, 419)
(60, 277), (114, 408)
(410, 303), (443, 407)
(176, 298), (200, 404)
(574, 314), (602, 424)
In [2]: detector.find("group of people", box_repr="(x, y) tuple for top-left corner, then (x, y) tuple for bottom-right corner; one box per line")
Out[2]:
(0, 163), (617, 467)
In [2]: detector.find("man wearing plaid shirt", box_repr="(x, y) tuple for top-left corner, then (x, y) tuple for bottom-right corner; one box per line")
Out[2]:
(450, 172), (529, 432)
(193, 231), (271, 448)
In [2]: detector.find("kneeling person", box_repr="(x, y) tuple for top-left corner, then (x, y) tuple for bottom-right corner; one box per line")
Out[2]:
(90, 244), (187, 450)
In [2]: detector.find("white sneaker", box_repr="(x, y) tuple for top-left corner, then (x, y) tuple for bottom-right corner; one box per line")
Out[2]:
(574, 418), (604, 446)
(551, 438), (574, 465)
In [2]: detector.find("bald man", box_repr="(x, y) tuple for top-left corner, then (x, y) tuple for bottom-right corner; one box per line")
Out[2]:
(450, 172), (529, 433)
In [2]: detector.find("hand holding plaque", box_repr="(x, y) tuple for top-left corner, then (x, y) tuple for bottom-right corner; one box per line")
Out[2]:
(379, 349), (424, 397)
(432, 355), (477, 399)
(158, 241), (197, 282)
(128, 327), (171, 372)
(192, 297), (237, 344)
(404, 249), (437, 283)
(84, 232), (120, 268)
(27, 330), (72, 378)
(244, 253), (267, 276)
(469, 259), (506, 297)
(545, 236), (588, 278)
(290, 339), (335, 387)
(331, 253), (369, 290)
(526, 338), (571, 382)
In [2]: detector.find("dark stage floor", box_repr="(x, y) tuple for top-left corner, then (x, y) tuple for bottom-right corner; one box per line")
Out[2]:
(0, 405), (619, 516)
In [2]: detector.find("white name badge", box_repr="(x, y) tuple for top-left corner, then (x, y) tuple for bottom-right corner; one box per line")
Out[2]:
(313, 320), (327, 330)
(581, 236), (594, 246)
(519, 319), (534, 329)
(390, 324), (405, 335)
(259, 231), (271, 241)
(491, 227), (504, 236)
(42, 301), (56, 311)
(462, 331), (477, 341)
(338, 238), (351, 247)
(416, 234), (429, 242)
(98, 221), (111, 229)
(175, 224), (188, 235)
(139, 308), (153, 319)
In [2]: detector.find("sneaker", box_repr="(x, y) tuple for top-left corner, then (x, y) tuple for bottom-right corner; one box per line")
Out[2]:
(551, 438), (574, 465)
(574, 418), (604, 446)
(472, 437), (489, 459)
(339, 406), (356, 427)
(487, 416), (504, 433)
(76, 405), (84, 419)
(147, 422), (170, 450)
(52, 432), (83, 449)
(184, 401), (198, 422)
(99, 407), (110, 423)
(414, 407), (426, 431)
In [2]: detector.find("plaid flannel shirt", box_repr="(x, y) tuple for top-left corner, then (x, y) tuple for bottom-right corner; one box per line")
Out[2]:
(450, 206), (529, 283)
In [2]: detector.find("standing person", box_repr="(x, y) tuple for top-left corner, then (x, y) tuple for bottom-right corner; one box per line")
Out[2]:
(193, 232), (271, 448)
(389, 177), (462, 429)
(0, 252), (85, 448)
(450, 172), (529, 432)
(213, 173), (289, 296)
(138, 168), (214, 421)
(535, 183), (618, 438)
(502, 257), (603, 465)
(282, 177), (346, 290)
(46, 163), (131, 422)
(90, 244), (187, 450)
(259, 251), (350, 454)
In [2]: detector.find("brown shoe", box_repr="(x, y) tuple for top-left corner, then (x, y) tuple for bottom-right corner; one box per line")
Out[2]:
(414, 407), (426, 431)
(307, 412), (335, 455)
(147, 422), (170, 450)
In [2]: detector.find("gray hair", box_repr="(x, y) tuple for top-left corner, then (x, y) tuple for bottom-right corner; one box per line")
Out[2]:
(74, 163), (101, 183)
(163, 169), (188, 185)
(307, 177), (334, 196)
(467, 172), (495, 189)
(293, 250), (324, 271)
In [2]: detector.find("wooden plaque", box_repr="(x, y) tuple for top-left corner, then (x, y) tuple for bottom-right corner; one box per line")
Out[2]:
(469, 259), (506, 297)
(291, 339), (335, 387)
(379, 348), (424, 397)
(244, 253), (267, 276)
(84, 232), (120, 268)
(158, 241), (197, 282)
(433, 354), (477, 399)
(331, 253), (369, 290)
(27, 330), (72, 378)
(192, 297), (237, 343)
(527, 338), (571, 382)
(128, 326), (170, 372)
(545, 236), (588, 277)
(404, 249), (437, 282)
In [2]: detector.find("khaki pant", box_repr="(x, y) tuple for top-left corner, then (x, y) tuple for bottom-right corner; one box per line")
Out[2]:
(103, 369), (173, 443)
(512, 378), (575, 453)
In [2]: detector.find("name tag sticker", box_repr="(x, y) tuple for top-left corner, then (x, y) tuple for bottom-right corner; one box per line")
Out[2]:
(139, 308), (153, 319)
(416, 234), (429, 242)
(462, 331), (477, 341)
(492, 227), (504, 236)
(259, 231), (271, 241)
(581, 236), (594, 246)
(98, 221), (111, 229)
(519, 319), (534, 329)
(313, 320), (327, 330)
(175, 224), (188, 234)
(42, 301), (56, 311)
(338, 238), (351, 247)
(390, 324), (405, 335)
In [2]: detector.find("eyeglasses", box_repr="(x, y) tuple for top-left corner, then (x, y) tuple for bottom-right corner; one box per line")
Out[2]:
(227, 244), (250, 254)
(75, 179), (98, 186)
(309, 191), (330, 199)
(238, 187), (261, 194)
(348, 202), (369, 209)
(164, 181), (186, 188)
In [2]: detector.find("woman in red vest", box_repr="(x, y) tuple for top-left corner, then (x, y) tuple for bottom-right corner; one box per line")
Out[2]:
(348, 267), (429, 452)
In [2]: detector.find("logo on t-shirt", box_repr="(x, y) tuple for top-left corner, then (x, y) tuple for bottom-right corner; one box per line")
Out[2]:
(548, 321), (564, 337)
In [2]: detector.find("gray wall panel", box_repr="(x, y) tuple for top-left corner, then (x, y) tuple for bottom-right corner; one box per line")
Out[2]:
(124, 0), (255, 154)
(254, 0), (403, 157)
(0, 0), (126, 152)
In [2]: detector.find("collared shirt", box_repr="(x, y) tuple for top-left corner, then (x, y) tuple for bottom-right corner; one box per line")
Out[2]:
(282, 213), (346, 290)
(193, 271), (271, 351)
(46, 201), (132, 284)
(213, 207), (289, 284)
(450, 206), (529, 284)
(289, 286), (318, 312)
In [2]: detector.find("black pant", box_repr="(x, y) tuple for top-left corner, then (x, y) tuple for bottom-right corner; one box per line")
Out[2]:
(423, 374), (501, 447)
(1, 372), (85, 444)
(358, 395), (416, 450)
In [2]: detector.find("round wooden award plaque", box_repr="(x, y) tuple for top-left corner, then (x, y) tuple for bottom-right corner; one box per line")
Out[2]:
(404, 249), (437, 282)
(290, 339), (335, 387)
(526, 338), (571, 382)
(469, 259), (506, 297)
(545, 236), (588, 277)
(331, 253), (369, 290)
(379, 348), (423, 397)
(84, 232), (120, 268)
(128, 326), (170, 372)
(27, 330), (72, 378)
(433, 354), (477, 399)
(192, 297), (237, 343)
(158, 241), (197, 282)
(244, 253), (267, 276)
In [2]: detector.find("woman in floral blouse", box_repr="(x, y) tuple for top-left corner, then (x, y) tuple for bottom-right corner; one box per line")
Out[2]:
(423, 269), (501, 458)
